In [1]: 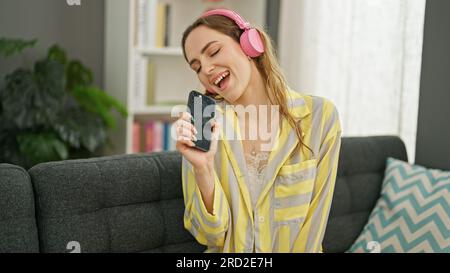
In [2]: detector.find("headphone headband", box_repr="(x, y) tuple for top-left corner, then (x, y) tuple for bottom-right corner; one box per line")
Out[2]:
(201, 9), (251, 30)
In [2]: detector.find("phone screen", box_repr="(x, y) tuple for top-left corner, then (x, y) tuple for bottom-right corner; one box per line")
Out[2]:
(187, 90), (216, 152)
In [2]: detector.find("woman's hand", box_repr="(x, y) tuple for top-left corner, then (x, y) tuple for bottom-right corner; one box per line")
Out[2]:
(176, 111), (219, 214)
(175, 111), (219, 170)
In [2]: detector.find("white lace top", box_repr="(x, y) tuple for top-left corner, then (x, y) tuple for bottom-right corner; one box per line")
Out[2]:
(244, 150), (270, 209)
(238, 106), (279, 210)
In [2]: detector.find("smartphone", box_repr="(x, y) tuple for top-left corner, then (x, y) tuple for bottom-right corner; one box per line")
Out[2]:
(187, 90), (216, 152)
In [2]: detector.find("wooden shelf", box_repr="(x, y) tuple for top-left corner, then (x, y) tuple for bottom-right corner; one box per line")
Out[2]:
(137, 47), (183, 57)
(132, 104), (187, 116)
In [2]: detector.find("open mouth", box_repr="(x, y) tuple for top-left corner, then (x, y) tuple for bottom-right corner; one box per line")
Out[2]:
(214, 71), (230, 91)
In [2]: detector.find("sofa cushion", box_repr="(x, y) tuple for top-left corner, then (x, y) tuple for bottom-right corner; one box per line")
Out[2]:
(322, 136), (408, 253)
(348, 157), (450, 253)
(28, 152), (205, 253)
(0, 164), (39, 252)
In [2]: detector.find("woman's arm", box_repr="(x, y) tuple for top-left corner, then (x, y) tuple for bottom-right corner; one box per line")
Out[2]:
(182, 158), (230, 247)
(193, 163), (216, 214)
(293, 103), (342, 253)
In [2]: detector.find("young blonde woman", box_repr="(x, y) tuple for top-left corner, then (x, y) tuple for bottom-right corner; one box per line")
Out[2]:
(175, 8), (342, 253)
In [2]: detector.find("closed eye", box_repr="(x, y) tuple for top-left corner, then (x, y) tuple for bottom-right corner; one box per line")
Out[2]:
(211, 48), (220, 57)
(194, 48), (221, 74)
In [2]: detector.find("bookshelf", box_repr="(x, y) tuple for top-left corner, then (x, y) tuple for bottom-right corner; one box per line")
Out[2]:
(103, 0), (267, 155)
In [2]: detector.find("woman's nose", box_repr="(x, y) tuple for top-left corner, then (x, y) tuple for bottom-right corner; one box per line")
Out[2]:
(203, 62), (215, 75)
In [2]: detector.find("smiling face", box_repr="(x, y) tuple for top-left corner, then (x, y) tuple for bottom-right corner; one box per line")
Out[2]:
(184, 25), (253, 103)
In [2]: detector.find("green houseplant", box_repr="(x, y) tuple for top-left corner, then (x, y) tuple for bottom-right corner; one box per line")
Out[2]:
(0, 38), (127, 169)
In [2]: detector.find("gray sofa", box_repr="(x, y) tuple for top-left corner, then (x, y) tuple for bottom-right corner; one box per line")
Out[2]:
(0, 136), (407, 253)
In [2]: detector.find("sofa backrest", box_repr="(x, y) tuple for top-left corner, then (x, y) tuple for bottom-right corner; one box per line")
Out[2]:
(0, 164), (39, 253)
(28, 152), (205, 253)
(322, 136), (407, 252)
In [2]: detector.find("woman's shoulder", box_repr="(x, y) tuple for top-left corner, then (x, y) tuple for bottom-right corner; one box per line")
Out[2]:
(288, 89), (339, 116)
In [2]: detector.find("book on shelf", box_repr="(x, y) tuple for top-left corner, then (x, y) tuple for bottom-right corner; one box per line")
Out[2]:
(152, 121), (163, 152)
(169, 127), (177, 151)
(147, 0), (158, 48)
(133, 120), (177, 153)
(156, 2), (171, 48)
(135, 0), (144, 47)
(163, 122), (170, 151)
(133, 56), (155, 110)
(144, 121), (154, 152)
(146, 61), (155, 106)
(132, 121), (141, 153)
(132, 54), (146, 110)
(136, 0), (171, 48)
(164, 3), (171, 47)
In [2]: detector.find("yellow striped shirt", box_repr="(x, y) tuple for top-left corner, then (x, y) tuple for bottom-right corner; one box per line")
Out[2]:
(182, 90), (342, 253)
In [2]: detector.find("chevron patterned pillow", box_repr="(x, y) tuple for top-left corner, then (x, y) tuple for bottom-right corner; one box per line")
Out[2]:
(348, 157), (450, 253)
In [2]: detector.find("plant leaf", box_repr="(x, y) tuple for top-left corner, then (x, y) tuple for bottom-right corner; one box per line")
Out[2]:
(34, 58), (66, 99)
(0, 38), (37, 58)
(0, 130), (31, 167)
(72, 85), (128, 129)
(0, 59), (66, 129)
(52, 101), (107, 152)
(47, 44), (67, 66)
(0, 68), (40, 129)
(17, 131), (69, 165)
(66, 60), (93, 90)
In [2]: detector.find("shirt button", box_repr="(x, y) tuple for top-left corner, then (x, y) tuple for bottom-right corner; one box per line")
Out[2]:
(259, 216), (265, 223)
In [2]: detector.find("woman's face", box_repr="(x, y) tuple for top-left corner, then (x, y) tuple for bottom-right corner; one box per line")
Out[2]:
(184, 25), (253, 103)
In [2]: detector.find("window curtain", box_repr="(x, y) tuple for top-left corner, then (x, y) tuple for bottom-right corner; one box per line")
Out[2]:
(278, 0), (426, 163)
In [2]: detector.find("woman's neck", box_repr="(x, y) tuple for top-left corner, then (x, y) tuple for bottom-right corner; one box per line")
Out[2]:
(233, 62), (271, 108)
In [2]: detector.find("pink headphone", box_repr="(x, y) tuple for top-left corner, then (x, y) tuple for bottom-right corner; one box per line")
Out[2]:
(200, 8), (265, 58)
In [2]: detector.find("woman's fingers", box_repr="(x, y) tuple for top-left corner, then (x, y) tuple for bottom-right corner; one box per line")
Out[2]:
(176, 115), (197, 149)
(177, 126), (197, 142)
(176, 117), (197, 134)
(179, 111), (194, 123)
(178, 137), (196, 147)
(208, 119), (220, 154)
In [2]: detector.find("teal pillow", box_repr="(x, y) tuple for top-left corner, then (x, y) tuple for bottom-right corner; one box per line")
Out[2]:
(348, 157), (450, 253)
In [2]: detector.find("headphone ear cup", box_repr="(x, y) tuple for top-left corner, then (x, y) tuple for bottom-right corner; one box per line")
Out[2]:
(240, 28), (265, 58)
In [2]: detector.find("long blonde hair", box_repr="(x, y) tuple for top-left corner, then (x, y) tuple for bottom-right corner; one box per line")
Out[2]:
(181, 15), (313, 156)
